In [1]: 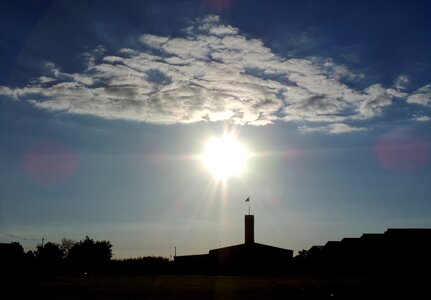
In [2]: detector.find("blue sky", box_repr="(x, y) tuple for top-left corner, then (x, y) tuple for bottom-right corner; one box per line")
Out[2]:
(1, 0), (431, 258)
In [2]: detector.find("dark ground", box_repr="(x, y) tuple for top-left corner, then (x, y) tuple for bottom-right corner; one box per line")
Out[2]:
(10, 274), (430, 299)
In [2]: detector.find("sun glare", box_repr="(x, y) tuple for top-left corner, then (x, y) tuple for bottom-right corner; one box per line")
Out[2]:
(201, 134), (250, 180)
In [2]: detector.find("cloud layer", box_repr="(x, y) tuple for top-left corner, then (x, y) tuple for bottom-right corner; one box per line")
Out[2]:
(1, 15), (430, 133)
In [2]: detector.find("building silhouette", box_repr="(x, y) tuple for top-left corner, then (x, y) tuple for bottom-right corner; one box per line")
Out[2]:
(301, 228), (431, 275)
(175, 212), (293, 274)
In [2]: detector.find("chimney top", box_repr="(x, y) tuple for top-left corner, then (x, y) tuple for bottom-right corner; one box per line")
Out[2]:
(245, 214), (254, 244)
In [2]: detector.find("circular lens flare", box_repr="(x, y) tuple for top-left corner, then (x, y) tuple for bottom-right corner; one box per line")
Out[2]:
(21, 140), (78, 186)
(201, 134), (250, 180)
(375, 130), (429, 172)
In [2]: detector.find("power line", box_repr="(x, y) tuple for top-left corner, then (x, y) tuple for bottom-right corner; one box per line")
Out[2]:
(0, 231), (40, 242)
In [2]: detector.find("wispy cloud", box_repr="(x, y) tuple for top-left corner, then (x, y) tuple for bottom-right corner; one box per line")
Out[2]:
(413, 115), (430, 122)
(299, 123), (367, 134)
(0, 15), (430, 133)
(407, 84), (431, 106)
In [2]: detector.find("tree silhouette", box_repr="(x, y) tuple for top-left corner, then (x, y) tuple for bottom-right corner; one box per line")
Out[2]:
(298, 249), (308, 258)
(60, 237), (76, 258)
(9, 242), (25, 257)
(68, 236), (112, 274)
(1, 242), (26, 285)
(35, 242), (64, 262)
(1, 242), (25, 268)
(35, 242), (65, 274)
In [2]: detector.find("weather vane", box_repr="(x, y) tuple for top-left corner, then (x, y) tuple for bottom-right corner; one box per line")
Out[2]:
(245, 196), (250, 215)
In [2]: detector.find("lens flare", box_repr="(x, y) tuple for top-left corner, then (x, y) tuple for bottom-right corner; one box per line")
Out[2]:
(21, 141), (78, 186)
(375, 130), (430, 172)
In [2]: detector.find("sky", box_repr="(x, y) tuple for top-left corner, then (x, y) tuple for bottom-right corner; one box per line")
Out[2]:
(1, 0), (431, 258)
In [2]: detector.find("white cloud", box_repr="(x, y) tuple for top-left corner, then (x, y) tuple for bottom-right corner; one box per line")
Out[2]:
(413, 115), (430, 122)
(300, 123), (367, 134)
(186, 15), (239, 37)
(37, 76), (56, 84)
(358, 84), (393, 118)
(407, 84), (431, 106)
(82, 45), (107, 69)
(311, 57), (365, 82)
(0, 86), (18, 100)
(393, 75), (410, 91)
(0, 15), (429, 133)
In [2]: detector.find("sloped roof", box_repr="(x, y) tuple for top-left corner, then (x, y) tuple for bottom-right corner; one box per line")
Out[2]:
(209, 242), (292, 254)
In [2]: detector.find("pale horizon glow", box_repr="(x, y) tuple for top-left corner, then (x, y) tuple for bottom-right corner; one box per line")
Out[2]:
(201, 134), (250, 181)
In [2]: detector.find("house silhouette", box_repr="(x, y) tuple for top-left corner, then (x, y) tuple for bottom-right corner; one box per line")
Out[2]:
(174, 213), (293, 274)
(301, 228), (431, 275)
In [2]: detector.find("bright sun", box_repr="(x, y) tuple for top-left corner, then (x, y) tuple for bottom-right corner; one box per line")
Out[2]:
(201, 134), (250, 180)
